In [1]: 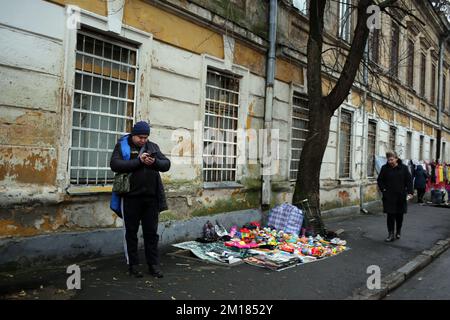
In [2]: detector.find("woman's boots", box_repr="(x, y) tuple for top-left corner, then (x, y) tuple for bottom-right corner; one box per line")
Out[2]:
(385, 232), (395, 242)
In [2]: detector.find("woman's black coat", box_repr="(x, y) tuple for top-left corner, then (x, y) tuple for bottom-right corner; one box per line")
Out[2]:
(377, 159), (413, 214)
(413, 165), (428, 190)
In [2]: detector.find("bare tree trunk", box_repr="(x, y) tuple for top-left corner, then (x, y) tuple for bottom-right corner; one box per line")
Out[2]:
(293, 0), (375, 218)
(293, 0), (327, 213)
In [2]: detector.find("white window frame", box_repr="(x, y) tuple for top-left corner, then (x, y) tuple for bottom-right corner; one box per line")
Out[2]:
(200, 54), (249, 189)
(70, 31), (139, 186)
(60, 8), (153, 194)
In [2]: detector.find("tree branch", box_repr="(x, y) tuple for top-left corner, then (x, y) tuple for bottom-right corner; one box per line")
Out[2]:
(325, 0), (375, 111)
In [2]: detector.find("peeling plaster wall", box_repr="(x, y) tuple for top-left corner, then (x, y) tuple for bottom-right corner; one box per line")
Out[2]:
(1, 0), (448, 241)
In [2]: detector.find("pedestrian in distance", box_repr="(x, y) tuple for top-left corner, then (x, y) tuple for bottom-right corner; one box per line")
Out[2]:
(377, 151), (414, 242)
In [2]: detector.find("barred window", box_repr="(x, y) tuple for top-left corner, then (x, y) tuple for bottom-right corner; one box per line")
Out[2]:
(369, 29), (380, 64)
(407, 39), (414, 88)
(203, 68), (240, 182)
(430, 138), (434, 161)
(290, 92), (309, 180)
(390, 23), (400, 78)
(419, 135), (424, 160)
(339, 110), (352, 178)
(406, 131), (412, 160)
(338, 0), (352, 42)
(431, 63), (437, 104)
(443, 142), (446, 162)
(70, 31), (137, 185)
(367, 121), (376, 177)
(389, 126), (396, 152)
(420, 53), (426, 97)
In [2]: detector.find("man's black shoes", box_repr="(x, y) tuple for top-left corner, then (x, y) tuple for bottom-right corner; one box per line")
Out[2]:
(149, 265), (164, 278)
(128, 266), (143, 278)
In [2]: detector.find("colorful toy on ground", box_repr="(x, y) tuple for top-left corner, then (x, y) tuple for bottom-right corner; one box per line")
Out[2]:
(223, 224), (348, 259)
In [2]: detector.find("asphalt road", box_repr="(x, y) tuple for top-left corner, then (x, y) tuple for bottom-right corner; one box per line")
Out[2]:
(385, 249), (450, 300)
(1, 203), (450, 300)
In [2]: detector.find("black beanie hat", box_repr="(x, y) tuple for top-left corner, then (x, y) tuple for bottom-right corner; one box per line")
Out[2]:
(131, 121), (150, 136)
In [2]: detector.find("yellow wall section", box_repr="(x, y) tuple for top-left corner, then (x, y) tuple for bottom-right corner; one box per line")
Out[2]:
(233, 40), (265, 76)
(321, 78), (334, 96)
(124, 0), (224, 58)
(376, 104), (394, 122)
(48, 0), (107, 16)
(351, 91), (362, 108)
(275, 58), (304, 85)
(413, 118), (423, 131)
(49, 0), (224, 59)
(365, 99), (373, 114)
(397, 112), (410, 128)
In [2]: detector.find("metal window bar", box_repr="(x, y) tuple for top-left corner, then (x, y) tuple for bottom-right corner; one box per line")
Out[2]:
(339, 0), (351, 42)
(420, 53), (427, 97)
(407, 40), (415, 87)
(367, 121), (376, 177)
(406, 132), (412, 159)
(70, 32), (137, 185)
(389, 126), (396, 152)
(420, 136), (424, 161)
(203, 69), (240, 182)
(290, 93), (309, 180)
(339, 111), (352, 178)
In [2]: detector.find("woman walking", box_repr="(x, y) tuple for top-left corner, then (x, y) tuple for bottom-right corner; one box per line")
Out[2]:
(414, 165), (428, 203)
(377, 151), (414, 242)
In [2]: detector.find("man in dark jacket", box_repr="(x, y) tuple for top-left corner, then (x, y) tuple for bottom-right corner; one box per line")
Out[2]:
(377, 151), (413, 242)
(110, 121), (170, 278)
(414, 165), (428, 203)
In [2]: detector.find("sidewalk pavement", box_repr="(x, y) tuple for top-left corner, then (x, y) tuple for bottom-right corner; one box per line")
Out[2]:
(1, 203), (450, 300)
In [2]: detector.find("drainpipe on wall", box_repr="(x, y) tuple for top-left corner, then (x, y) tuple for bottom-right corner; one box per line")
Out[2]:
(360, 42), (369, 214)
(262, 0), (277, 210)
(437, 33), (450, 161)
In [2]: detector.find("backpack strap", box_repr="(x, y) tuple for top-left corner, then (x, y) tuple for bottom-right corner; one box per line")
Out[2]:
(119, 135), (131, 161)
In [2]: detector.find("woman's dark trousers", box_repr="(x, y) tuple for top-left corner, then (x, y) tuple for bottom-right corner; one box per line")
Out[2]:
(387, 213), (404, 235)
(416, 188), (425, 203)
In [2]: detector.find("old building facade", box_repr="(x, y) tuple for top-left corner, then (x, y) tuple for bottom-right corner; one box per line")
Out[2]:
(1, 0), (449, 262)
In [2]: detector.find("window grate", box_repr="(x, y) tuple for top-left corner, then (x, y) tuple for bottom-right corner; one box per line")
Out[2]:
(420, 53), (426, 97)
(338, 0), (352, 42)
(367, 121), (376, 177)
(431, 64), (437, 105)
(430, 139), (435, 161)
(390, 23), (400, 78)
(407, 39), (414, 87)
(339, 110), (352, 178)
(290, 92), (309, 180)
(203, 69), (240, 182)
(70, 31), (137, 185)
(389, 126), (396, 152)
(419, 135), (424, 161)
(406, 131), (412, 160)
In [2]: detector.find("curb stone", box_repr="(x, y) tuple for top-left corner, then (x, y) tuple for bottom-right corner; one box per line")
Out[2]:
(351, 238), (450, 300)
